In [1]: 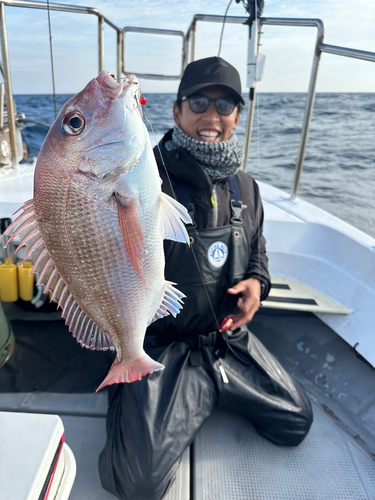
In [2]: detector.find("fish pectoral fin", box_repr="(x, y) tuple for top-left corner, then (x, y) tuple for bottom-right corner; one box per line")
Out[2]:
(150, 281), (186, 323)
(115, 192), (145, 283)
(159, 192), (192, 244)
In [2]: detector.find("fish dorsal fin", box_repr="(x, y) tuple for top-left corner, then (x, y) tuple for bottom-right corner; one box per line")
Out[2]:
(150, 281), (186, 324)
(4, 201), (114, 352)
(159, 192), (192, 244)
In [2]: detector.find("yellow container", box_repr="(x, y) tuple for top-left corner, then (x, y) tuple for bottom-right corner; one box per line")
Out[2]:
(0, 264), (19, 302)
(17, 262), (35, 302)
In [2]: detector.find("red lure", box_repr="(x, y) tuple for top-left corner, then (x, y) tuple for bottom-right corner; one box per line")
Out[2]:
(219, 317), (233, 333)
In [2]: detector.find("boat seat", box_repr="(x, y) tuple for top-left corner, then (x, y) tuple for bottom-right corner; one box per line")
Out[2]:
(262, 275), (351, 314)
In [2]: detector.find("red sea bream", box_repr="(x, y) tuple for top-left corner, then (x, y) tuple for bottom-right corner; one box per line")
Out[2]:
(4, 71), (191, 391)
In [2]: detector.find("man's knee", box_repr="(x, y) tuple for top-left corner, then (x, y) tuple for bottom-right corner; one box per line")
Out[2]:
(257, 398), (313, 447)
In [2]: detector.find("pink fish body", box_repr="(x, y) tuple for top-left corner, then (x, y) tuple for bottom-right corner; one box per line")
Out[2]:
(5, 72), (191, 391)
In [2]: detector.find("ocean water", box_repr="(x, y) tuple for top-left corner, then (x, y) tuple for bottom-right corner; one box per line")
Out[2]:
(14, 93), (375, 238)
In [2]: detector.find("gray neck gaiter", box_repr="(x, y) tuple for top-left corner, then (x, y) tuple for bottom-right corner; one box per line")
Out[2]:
(166, 126), (244, 183)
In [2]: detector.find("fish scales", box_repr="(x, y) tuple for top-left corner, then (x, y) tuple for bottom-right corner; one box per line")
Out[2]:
(5, 71), (191, 390)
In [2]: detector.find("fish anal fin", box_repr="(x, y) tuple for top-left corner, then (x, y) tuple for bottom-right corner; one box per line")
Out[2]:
(150, 281), (186, 324)
(159, 192), (191, 244)
(96, 354), (164, 392)
(115, 193), (146, 284)
(61, 294), (115, 352)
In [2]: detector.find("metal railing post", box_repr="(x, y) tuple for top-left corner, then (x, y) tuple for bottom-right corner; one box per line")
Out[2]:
(122, 27), (126, 76)
(191, 20), (197, 62)
(292, 21), (325, 196)
(181, 36), (187, 74)
(242, 88), (257, 171)
(117, 30), (123, 80)
(185, 32), (191, 67)
(0, 84), (4, 129)
(98, 15), (104, 73)
(242, 24), (263, 171)
(0, 3), (18, 168)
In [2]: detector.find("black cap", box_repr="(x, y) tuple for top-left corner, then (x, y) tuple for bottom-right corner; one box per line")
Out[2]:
(178, 56), (245, 105)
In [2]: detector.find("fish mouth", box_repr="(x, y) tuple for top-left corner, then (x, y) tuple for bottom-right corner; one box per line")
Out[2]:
(96, 71), (140, 104)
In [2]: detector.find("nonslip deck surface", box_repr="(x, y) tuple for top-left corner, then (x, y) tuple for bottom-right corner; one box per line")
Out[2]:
(1, 307), (375, 499)
(194, 408), (375, 499)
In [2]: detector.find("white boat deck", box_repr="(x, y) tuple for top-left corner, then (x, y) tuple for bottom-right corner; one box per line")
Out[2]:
(259, 180), (375, 367)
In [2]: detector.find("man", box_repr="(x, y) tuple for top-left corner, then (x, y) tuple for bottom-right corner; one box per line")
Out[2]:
(99, 56), (313, 500)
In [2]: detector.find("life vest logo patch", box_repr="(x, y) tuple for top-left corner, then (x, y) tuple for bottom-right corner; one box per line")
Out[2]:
(207, 241), (228, 269)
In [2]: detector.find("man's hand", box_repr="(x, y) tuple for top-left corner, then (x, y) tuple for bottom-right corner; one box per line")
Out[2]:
(227, 278), (261, 330)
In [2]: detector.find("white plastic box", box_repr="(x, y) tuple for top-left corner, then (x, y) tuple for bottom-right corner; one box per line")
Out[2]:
(0, 411), (76, 500)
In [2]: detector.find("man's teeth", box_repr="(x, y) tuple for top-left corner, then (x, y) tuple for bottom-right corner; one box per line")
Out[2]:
(199, 131), (220, 139)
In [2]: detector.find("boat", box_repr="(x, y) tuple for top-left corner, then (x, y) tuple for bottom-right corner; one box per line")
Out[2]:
(0, 0), (374, 498)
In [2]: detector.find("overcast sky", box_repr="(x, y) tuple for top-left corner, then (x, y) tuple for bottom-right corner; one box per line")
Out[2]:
(4, 0), (375, 94)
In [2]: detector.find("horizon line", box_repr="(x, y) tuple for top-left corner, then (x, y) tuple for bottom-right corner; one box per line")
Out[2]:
(13, 91), (375, 96)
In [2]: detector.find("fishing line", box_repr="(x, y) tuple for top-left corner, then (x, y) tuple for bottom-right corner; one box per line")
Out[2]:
(255, 83), (262, 299)
(143, 104), (221, 332)
(46, 0), (57, 118)
(218, 0), (234, 58)
(143, 106), (177, 201)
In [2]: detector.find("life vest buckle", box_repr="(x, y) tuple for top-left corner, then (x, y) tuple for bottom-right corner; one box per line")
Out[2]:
(230, 199), (245, 223)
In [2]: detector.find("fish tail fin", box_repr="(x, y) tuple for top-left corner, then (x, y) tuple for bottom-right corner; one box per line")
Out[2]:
(96, 354), (164, 392)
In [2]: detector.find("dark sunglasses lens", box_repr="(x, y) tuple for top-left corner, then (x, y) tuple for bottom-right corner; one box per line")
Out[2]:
(215, 98), (236, 116)
(189, 95), (209, 114)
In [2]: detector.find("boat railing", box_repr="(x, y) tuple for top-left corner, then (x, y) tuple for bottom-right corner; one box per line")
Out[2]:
(0, 2), (374, 196)
(186, 14), (375, 196)
(260, 17), (375, 195)
(122, 27), (187, 80)
(0, 0), (123, 169)
(186, 14), (248, 64)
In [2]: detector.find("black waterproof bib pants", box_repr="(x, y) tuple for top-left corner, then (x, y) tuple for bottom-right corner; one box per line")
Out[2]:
(99, 181), (313, 500)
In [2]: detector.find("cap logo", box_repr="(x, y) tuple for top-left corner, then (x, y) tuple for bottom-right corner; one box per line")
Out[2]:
(204, 61), (229, 76)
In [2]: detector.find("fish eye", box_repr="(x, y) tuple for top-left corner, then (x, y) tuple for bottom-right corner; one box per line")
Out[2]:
(63, 112), (85, 135)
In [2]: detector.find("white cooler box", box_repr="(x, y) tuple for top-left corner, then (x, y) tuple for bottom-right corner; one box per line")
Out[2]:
(0, 411), (76, 500)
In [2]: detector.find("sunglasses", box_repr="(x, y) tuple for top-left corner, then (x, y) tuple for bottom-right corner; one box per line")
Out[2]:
(182, 95), (237, 116)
